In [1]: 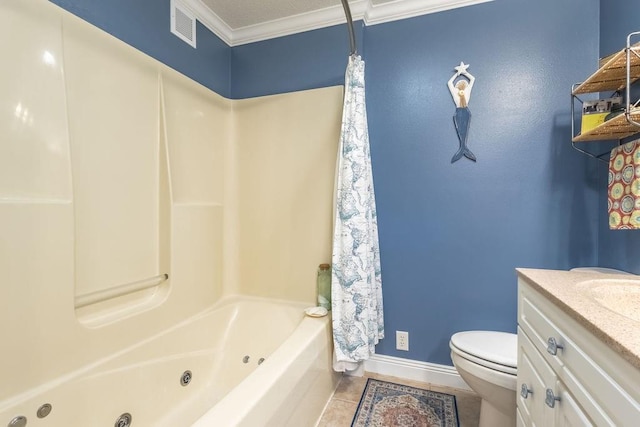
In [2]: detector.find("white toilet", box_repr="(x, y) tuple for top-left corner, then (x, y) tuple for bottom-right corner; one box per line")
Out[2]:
(450, 331), (518, 427)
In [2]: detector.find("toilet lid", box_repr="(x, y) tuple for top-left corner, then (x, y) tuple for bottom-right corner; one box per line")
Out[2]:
(450, 331), (517, 369)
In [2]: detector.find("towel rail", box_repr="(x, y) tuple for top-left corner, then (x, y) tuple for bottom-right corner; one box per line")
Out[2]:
(340, 0), (357, 55)
(75, 273), (169, 308)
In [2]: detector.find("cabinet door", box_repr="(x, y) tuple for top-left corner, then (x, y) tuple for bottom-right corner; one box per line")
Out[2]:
(554, 381), (593, 427)
(518, 328), (555, 426)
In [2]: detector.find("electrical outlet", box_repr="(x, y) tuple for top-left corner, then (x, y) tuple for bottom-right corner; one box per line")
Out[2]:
(396, 331), (409, 351)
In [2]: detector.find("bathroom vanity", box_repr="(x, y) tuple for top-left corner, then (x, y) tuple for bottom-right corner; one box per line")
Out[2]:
(516, 269), (640, 426)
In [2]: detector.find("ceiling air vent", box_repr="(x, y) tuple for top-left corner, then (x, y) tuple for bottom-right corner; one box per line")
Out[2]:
(171, 0), (197, 48)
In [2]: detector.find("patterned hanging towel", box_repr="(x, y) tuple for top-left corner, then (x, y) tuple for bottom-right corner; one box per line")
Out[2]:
(608, 140), (640, 229)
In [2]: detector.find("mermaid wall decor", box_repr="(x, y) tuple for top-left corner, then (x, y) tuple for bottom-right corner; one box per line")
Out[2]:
(447, 62), (476, 163)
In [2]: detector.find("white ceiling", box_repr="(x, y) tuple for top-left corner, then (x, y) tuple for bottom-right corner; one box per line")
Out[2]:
(200, 0), (342, 29)
(177, 0), (493, 46)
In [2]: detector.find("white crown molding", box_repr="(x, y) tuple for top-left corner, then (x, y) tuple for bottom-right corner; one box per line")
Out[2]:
(364, 0), (493, 26)
(231, 1), (368, 46)
(183, 0), (493, 47)
(363, 354), (473, 392)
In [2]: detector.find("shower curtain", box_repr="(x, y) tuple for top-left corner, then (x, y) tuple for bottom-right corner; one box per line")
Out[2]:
(332, 55), (384, 372)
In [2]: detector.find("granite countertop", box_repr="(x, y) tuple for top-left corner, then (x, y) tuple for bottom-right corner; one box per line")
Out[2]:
(516, 268), (640, 370)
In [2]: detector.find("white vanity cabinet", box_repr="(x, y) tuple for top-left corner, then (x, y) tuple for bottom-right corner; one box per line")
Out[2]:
(516, 275), (640, 426)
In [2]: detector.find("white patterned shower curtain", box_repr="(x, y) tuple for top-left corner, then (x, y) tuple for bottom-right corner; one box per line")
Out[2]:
(332, 55), (384, 372)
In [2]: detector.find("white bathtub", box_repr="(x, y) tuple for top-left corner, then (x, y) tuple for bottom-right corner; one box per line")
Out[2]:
(0, 296), (339, 427)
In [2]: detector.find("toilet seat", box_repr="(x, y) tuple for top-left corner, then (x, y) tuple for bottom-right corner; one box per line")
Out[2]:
(450, 331), (517, 376)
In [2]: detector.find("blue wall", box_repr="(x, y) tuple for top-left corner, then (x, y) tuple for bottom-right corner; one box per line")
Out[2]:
(361, 0), (599, 363)
(600, 0), (639, 57)
(49, 0), (603, 365)
(230, 22), (364, 99)
(598, 0), (640, 273)
(49, 0), (231, 97)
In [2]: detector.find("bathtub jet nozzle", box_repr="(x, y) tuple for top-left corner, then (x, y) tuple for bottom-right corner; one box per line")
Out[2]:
(181, 370), (192, 386)
(114, 413), (132, 427)
(37, 403), (52, 418)
(8, 416), (27, 427)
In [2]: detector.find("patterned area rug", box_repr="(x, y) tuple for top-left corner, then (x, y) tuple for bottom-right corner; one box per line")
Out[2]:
(351, 379), (459, 427)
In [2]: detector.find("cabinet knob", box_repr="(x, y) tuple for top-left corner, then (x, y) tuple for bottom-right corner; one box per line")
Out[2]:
(520, 384), (533, 399)
(546, 337), (564, 355)
(545, 388), (561, 408)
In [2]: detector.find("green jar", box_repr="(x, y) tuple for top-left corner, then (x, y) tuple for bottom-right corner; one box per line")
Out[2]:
(317, 263), (331, 311)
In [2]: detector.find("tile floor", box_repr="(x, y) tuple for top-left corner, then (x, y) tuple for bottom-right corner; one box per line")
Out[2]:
(317, 373), (481, 426)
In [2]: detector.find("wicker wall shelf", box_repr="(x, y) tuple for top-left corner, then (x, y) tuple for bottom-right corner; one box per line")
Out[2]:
(572, 43), (640, 95)
(572, 107), (640, 142)
(571, 33), (640, 154)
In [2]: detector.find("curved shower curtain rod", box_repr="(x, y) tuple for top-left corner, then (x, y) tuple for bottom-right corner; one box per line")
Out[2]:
(340, 0), (357, 55)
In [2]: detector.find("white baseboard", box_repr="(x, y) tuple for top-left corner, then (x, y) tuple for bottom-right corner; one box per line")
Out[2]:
(363, 354), (472, 392)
